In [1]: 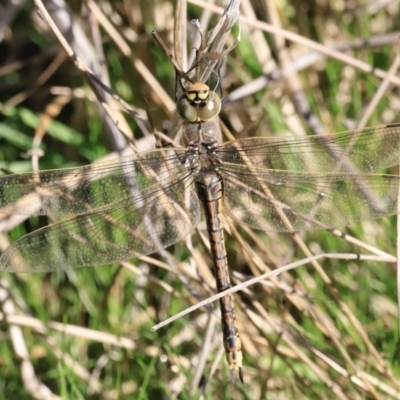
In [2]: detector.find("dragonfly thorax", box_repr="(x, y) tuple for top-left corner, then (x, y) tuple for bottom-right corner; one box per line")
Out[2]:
(176, 82), (221, 123)
(186, 137), (222, 173)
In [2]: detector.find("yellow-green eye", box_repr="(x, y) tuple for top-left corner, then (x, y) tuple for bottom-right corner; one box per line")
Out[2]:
(197, 91), (221, 121)
(176, 94), (199, 122)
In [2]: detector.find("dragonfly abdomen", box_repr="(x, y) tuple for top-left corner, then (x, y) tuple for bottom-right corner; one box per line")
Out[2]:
(195, 171), (244, 383)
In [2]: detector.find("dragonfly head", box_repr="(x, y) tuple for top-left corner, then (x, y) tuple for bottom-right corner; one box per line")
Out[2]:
(176, 82), (221, 122)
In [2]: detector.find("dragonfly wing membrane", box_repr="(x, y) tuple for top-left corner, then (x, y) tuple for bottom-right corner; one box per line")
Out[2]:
(0, 154), (200, 272)
(0, 149), (189, 218)
(222, 164), (399, 232)
(217, 124), (400, 173)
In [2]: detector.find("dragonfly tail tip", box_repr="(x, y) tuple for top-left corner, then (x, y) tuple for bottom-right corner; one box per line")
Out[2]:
(239, 367), (244, 384)
(229, 367), (244, 384)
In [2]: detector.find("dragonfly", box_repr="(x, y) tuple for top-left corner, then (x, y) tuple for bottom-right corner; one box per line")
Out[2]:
(2, 68), (400, 382)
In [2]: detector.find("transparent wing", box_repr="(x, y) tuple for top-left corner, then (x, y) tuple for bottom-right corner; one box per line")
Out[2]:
(0, 148), (190, 218)
(0, 149), (201, 272)
(217, 124), (400, 173)
(221, 164), (399, 232)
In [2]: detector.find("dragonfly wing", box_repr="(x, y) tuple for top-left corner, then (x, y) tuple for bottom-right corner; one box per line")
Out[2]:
(0, 148), (189, 218)
(217, 124), (400, 173)
(0, 168), (200, 272)
(222, 164), (399, 232)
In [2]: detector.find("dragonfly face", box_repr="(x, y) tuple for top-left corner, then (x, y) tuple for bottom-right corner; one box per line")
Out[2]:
(176, 82), (222, 123)
(177, 82), (223, 146)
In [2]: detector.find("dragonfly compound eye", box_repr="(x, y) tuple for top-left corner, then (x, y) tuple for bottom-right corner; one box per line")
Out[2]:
(197, 91), (221, 121)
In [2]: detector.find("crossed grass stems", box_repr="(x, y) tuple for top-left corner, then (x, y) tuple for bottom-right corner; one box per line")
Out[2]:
(1, 0), (400, 390)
